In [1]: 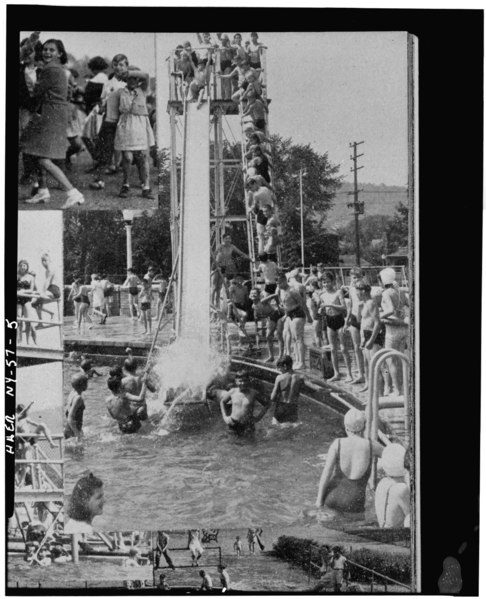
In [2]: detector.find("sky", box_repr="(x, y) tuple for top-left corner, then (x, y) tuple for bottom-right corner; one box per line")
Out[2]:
(21, 30), (408, 186)
(17, 362), (64, 430)
(18, 211), (63, 279)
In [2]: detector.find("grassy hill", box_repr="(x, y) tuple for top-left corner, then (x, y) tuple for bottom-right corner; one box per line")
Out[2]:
(325, 182), (409, 230)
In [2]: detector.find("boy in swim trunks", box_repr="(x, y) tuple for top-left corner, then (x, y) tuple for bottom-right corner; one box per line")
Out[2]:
(358, 284), (387, 392)
(123, 268), (142, 319)
(277, 272), (312, 370)
(270, 355), (320, 424)
(250, 287), (284, 362)
(218, 370), (268, 435)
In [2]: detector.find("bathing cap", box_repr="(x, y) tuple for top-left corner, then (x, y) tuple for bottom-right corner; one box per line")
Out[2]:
(381, 443), (406, 477)
(288, 268), (301, 279)
(379, 267), (396, 285)
(343, 408), (366, 432)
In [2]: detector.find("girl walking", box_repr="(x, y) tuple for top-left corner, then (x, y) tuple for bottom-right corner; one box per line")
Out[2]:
(21, 38), (85, 208)
(113, 70), (155, 199)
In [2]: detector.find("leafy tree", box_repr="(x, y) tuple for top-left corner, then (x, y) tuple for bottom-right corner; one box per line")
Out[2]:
(336, 202), (409, 265)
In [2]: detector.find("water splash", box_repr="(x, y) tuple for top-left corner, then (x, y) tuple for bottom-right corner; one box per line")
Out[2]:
(150, 338), (230, 425)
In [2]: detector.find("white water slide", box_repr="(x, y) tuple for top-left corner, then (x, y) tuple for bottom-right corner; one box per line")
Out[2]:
(175, 100), (211, 349)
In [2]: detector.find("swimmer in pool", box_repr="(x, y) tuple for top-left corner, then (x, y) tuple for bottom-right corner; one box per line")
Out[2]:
(122, 352), (157, 397)
(218, 370), (269, 435)
(106, 374), (148, 434)
(80, 358), (102, 378)
(64, 374), (88, 441)
(270, 355), (320, 425)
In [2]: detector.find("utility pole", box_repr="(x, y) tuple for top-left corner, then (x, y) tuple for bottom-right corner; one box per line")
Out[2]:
(348, 141), (365, 265)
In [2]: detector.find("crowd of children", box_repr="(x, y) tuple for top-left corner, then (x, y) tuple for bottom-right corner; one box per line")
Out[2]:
(19, 33), (156, 205)
(67, 266), (168, 336)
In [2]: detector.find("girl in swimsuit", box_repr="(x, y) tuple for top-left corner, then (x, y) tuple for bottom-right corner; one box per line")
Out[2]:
(17, 259), (37, 345)
(31, 252), (61, 325)
(73, 276), (94, 333)
(318, 272), (353, 382)
(316, 408), (383, 517)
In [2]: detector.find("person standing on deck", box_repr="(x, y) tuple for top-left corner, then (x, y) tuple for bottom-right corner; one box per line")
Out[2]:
(277, 272), (311, 370)
(344, 267), (365, 384)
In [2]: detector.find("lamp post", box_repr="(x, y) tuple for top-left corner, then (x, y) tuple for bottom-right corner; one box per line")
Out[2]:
(122, 210), (134, 270)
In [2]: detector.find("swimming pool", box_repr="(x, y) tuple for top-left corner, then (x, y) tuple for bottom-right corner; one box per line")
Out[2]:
(63, 363), (374, 531)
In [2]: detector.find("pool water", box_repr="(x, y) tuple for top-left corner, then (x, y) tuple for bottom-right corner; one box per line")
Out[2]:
(63, 364), (371, 531)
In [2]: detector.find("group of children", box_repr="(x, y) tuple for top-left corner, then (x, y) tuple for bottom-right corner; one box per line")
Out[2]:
(68, 267), (168, 336)
(171, 32), (267, 109)
(233, 528), (264, 557)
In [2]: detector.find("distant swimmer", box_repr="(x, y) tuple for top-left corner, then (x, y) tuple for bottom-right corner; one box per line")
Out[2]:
(270, 355), (321, 425)
(216, 370), (269, 435)
(234, 535), (243, 557)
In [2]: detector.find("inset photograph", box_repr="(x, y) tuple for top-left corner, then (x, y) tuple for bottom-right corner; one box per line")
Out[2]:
(19, 31), (157, 210)
(18, 211), (63, 360)
(8, 530), (154, 590)
(9, 361), (65, 586)
(151, 526), (412, 592)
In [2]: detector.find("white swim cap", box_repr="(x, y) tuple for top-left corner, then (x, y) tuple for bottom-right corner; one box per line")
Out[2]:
(381, 443), (406, 477)
(379, 267), (396, 285)
(288, 268), (301, 279)
(343, 408), (366, 432)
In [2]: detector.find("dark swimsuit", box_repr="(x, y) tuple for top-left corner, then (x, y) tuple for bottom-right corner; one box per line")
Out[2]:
(274, 401), (299, 423)
(363, 327), (386, 348)
(287, 307), (306, 320)
(17, 280), (32, 305)
(47, 284), (61, 299)
(228, 418), (255, 436)
(348, 313), (360, 329)
(79, 294), (90, 306)
(326, 313), (345, 331)
(129, 287), (139, 296)
(322, 439), (373, 513)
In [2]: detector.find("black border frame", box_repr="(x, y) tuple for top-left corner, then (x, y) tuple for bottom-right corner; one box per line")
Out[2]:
(6, 5), (482, 595)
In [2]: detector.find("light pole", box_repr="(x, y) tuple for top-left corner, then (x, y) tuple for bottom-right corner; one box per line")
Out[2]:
(122, 210), (134, 270)
(299, 168), (305, 268)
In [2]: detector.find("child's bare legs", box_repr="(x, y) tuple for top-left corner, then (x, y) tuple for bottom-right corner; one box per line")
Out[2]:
(38, 157), (74, 191)
(265, 318), (276, 362)
(121, 151), (133, 187)
(312, 318), (323, 347)
(34, 423), (58, 448)
(189, 81), (199, 102)
(128, 294), (138, 319)
(283, 317), (292, 356)
(349, 325), (365, 383)
(338, 329), (354, 382)
(327, 328), (341, 381)
(276, 319), (285, 360)
(197, 87), (206, 108)
(133, 150), (150, 189)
